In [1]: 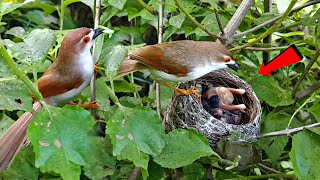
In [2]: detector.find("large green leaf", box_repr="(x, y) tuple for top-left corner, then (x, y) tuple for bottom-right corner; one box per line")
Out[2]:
(169, 13), (186, 28)
(0, 113), (14, 136)
(27, 106), (103, 179)
(290, 129), (320, 180)
(309, 99), (320, 122)
(104, 45), (127, 79)
(0, 81), (33, 111)
(248, 76), (294, 107)
(108, 0), (127, 10)
(107, 107), (165, 171)
(4, 28), (56, 65)
(153, 129), (214, 169)
(0, 0), (34, 16)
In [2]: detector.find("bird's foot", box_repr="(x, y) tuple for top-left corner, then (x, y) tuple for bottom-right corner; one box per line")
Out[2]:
(94, 65), (99, 75)
(175, 86), (201, 100)
(69, 101), (99, 109)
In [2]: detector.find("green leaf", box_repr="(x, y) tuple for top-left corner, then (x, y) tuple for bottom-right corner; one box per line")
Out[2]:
(153, 129), (214, 169)
(248, 76), (293, 107)
(27, 106), (98, 179)
(290, 129), (320, 180)
(200, 0), (218, 9)
(104, 45), (127, 79)
(0, 113), (14, 136)
(5, 27), (28, 39)
(169, 13), (185, 28)
(4, 28), (56, 65)
(26, 10), (58, 25)
(0, 81), (33, 111)
(107, 107), (165, 171)
(1, 146), (39, 180)
(108, 0), (127, 10)
(194, 13), (228, 36)
(0, 0), (34, 16)
(113, 80), (141, 93)
(309, 99), (320, 122)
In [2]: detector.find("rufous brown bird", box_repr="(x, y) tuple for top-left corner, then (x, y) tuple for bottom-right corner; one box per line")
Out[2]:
(118, 40), (239, 97)
(0, 27), (104, 173)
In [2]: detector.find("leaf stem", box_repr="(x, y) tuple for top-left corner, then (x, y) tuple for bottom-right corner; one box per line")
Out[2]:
(0, 40), (43, 101)
(105, 85), (119, 104)
(224, 173), (296, 180)
(230, 0), (298, 51)
(136, 0), (157, 15)
(60, 0), (64, 30)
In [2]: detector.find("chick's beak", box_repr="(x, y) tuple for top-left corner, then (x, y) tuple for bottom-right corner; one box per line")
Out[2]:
(227, 63), (240, 71)
(93, 28), (104, 39)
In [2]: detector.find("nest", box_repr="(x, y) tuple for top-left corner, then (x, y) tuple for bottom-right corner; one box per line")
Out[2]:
(164, 70), (261, 147)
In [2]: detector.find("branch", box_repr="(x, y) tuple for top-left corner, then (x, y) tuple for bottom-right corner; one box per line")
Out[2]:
(292, 49), (320, 98)
(235, 0), (320, 38)
(127, 167), (142, 180)
(258, 122), (320, 139)
(223, 0), (255, 45)
(174, 0), (223, 42)
(214, 9), (224, 36)
(295, 80), (320, 101)
(230, 0), (298, 51)
(136, 0), (157, 15)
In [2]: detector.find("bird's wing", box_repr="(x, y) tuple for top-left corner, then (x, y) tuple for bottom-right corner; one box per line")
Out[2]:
(38, 73), (84, 98)
(128, 42), (192, 77)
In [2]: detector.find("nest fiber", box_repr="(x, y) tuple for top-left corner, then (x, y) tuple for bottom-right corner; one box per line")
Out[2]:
(164, 70), (261, 147)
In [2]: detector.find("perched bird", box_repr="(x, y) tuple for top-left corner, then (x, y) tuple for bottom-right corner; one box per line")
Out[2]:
(204, 87), (246, 112)
(0, 28), (104, 172)
(118, 40), (239, 97)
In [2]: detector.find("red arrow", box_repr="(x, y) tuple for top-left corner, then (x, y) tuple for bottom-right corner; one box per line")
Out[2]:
(258, 44), (303, 76)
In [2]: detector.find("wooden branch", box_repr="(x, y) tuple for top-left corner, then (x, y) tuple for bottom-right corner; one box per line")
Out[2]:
(292, 49), (320, 98)
(235, 0), (320, 38)
(262, 0), (272, 64)
(223, 0), (255, 45)
(127, 167), (142, 180)
(230, 0), (298, 51)
(295, 80), (320, 101)
(174, 0), (223, 42)
(215, 9), (225, 36)
(258, 122), (320, 138)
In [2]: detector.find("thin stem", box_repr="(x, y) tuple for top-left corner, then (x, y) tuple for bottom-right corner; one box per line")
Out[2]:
(287, 93), (314, 129)
(225, 173), (296, 180)
(60, 0), (64, 30)
(259, 122), (320, 139)
(295, 80), (320, 101)
(292, 49), (320, 98)
(245, 43), (306, 51)
(105, 85), (120, 104)
(0, 40), (43, 101)
(136, 0), (157, 15)
(174, 0), (223, 42)
(230, 0), (298, 51)
(214, 9), (224, 36)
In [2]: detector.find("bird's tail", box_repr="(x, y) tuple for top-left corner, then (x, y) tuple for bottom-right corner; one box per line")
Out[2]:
(116, 59), (147, 78)
(0, 102), (42, 173)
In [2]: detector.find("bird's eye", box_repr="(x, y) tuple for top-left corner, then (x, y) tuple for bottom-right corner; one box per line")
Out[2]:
(83, 36), (91, 44)
(224, 56), (231, 63)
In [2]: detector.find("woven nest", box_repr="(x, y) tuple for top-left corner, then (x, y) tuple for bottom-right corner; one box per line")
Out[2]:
(164, 70), (261, 147)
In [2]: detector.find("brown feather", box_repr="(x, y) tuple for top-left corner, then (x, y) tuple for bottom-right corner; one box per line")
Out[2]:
(117, 59), (148, 77)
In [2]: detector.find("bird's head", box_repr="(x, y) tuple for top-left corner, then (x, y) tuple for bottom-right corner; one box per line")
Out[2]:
(210, 43), (239, 71)
(57, 28), (104, 59)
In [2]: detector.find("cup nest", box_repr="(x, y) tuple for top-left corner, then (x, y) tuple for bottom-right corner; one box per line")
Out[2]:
(164, 70), (261, 147)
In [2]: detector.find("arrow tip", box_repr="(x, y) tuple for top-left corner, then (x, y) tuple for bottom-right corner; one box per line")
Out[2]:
(258, 63), (272, 76)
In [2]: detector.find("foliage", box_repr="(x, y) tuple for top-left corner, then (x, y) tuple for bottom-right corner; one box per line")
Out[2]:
(0, 0), (320, 179)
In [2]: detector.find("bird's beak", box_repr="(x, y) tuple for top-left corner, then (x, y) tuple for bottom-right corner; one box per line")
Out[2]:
(227, 63), (240, 71)
(93, 28), (104, 39)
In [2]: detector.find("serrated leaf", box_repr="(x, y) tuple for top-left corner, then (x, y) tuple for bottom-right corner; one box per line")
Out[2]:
(309, 99), (320, 122)
(107, 107), (165, 171)
(27, 106), (99, 179)
(108, 0), (127, 10)
(4, 28), (56, 65)
(290, 130), (320, 180)
(169, 13), (185, 28)
(153, 129), (214, 169)
(248, 76), (293, 107)
(104, 45), (127, 79)
(1, 146), (39, 180)
(0, 81), (33, 111)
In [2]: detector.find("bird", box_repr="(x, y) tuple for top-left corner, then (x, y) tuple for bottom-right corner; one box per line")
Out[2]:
(117, 40), (240, 98)
(0, 27), (104, 173)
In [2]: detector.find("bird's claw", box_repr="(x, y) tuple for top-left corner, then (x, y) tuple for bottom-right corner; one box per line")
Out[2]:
(174, 86), (201, 100)
(69, 101), (99, 109)
(94, 65), (99, 75)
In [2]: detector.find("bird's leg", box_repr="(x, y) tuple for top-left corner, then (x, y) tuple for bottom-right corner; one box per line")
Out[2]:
(161, 82), (201, 100)
(69, 101), (99, 109)
(94, 65), (99, 75)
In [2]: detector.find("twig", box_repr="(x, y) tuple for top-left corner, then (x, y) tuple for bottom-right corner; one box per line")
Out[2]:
(214, 9), (224, 36)
(225, 173), (296, 180)
(173, 0), (223, 42)
(136, 0), (157, 15)
(127, 167), (142, 180)
(257, 163), (282, 174)
(223, 0), (255, 45)
(230, 0), (298, 51)
(292, 49), (320, 98)
(90, 0), (101, 117)
(262, 0), (272, 65)
(258, 122), (320, 139)
(206, 166), (214, 180)
(295, 80), (320, 101)
(156, 0), (164, 119)
(235, 0), (320, 39)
